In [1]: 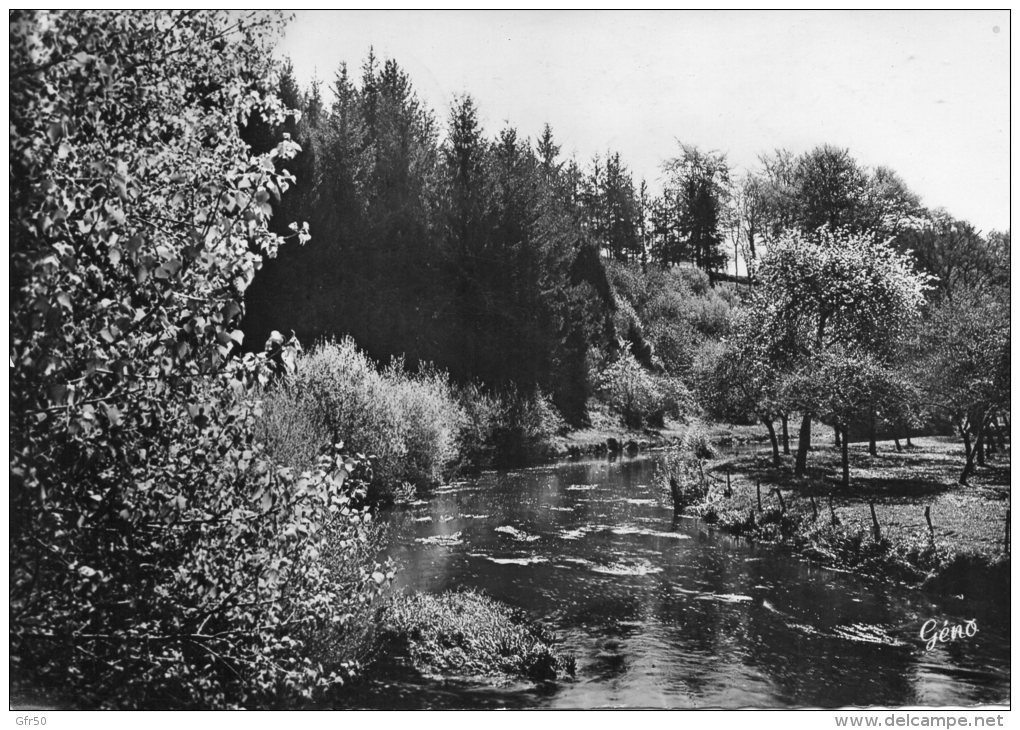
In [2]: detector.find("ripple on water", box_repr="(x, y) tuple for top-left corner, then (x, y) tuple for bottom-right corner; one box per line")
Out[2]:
(414, 532), (463, 546)
(559, 556), (663, 576)
(495, 525), (541, 542)
(560, 526), (593, 540)
(831, 623), (909, 647)
(695, 593), (753, 604)
(608, 525), (691, 540)
(467, 552), (549, 566)
(590, 560), (663, 576)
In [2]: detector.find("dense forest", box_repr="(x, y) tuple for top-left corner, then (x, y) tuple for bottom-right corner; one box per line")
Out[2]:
(10, 10), (1009, 710)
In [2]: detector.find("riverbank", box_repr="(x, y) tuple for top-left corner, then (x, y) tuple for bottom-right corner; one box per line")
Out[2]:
(686, 435), (1010, 600)
(545, 420), (767, 458)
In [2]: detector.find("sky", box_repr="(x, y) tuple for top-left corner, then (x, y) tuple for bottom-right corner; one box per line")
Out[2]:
(276, 10), (1010, 234)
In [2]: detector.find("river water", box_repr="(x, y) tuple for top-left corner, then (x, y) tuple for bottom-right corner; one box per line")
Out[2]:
(369, 455), (1009, 709)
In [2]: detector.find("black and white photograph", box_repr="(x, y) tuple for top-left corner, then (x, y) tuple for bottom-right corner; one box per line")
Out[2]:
(8, 9), (1011, 716)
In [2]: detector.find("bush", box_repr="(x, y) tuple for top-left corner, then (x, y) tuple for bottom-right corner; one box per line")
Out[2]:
(272, 338), (466, 496)
(595, 353), (696, 429)
(654, 424), (716, 511)
(606, 261), (738, 378)
(646, 318), (698, 375)
(13, 372), (393, 708)
(381, 360), (465, 486)
(10, 10), (395, 708)
(373, 591), (575, 682)
(456, 383), (567, 466)
(256, 379), (332, 471)
(655, 448), (708, 512)
(595, 354), (661, 428)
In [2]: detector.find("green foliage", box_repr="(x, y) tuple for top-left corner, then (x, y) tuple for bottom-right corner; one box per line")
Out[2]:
(655, 144), (732, 270)
(912, 287), (1009, 482)
(373, 591), (575, 682)
(786, 350), (920, 436)
(242, 69), (617, 426)
(10, 10), (389, 707)
(278, 338), (466, 495)
(456, 383), (567, 466)
(607, 261), (736, 377)
(753, 227), (931, 362)
(654, 426), (715, 512)
(751, 145), (924, 246)
(255, 380), (332, 472)
(595, 353), (694, 429)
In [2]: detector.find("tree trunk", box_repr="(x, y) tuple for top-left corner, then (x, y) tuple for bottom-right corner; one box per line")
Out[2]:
(894, 437), (902, 452)
(985, 423), (997, 455)
(906, 434), (913, 448)
(781, 415), (790, 455)
(959, 423), (974, 485)
(868, 414), (877, 456)
(976, 429), (986, 467)
(834, 425), (842, 449)
(763, 418), (780, 467)
(795, 413), (811, 476)
(841, 425), (850, 489)
(869, 500), (882, 542)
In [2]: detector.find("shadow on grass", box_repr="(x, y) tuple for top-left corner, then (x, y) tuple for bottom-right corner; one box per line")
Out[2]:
(713, 445), (1008, 502)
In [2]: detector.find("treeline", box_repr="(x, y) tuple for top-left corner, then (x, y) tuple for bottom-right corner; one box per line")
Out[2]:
(239, 55), (753, 422)
(242, 53), (1007, 440)
(242, 56), (616, 423)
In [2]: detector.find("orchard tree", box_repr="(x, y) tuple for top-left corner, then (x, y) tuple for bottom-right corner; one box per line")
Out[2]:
(746, 228), (930, 476)
(10, 10), (389, 708)
(916, 290), (1009, 484)
(787, 352), (919, 488)
(699, 323), (785, 466)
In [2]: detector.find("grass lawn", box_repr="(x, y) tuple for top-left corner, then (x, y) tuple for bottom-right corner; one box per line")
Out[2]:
(704, 435), (1010, 558)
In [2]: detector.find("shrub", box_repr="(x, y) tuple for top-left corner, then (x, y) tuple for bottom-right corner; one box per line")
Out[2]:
(651, 375), (698, 425)
(373, 591), (575, 682)
(654, 424), (716, 511)
(595, 353), (662, 428)
(381, 360), (465, 486)
(680, 422), (718, 460)
(10, 10), (392, 708)
(647, 318), (698, 375)
(654, 448), (708, 513)
(275, 338), (465, 495)
(595, 353), (696, 429)
(456, 383), (567, 466)
(13, 372), (393, 708)
(256, 379), (332, 471)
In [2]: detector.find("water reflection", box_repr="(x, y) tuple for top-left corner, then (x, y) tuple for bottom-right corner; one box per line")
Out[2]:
(377, 456), (1009, 709)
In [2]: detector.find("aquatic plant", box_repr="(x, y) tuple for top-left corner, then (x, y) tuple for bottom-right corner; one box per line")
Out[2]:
(372, 591), (575, 682)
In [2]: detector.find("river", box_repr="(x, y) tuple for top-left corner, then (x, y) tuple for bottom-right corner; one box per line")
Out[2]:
(362, 455), (1009, 709)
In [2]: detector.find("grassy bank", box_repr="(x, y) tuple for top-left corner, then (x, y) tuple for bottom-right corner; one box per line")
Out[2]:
(672, 435), (1010, 600)
(546, 419), (767, 458)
